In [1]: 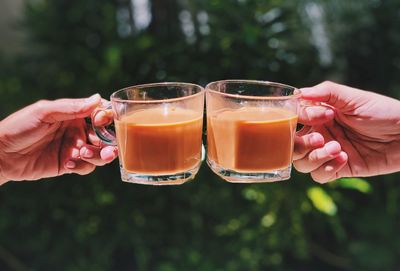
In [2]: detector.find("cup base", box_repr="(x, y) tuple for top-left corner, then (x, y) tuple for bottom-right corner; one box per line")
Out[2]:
(207, 159), (291, 183)
(120, 165), (200, 185)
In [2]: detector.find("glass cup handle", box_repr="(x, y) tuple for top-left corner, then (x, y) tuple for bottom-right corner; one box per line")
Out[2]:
(90, 103), (117, 146)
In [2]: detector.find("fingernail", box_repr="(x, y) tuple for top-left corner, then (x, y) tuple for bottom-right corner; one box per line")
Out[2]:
(76, 139), (85, 148)
(82, 147), (94, 158)
(100, 147), (118, 162)
(325, 141), (341, 155)
(71, 148), (80, 159)
(325, 109), (335, 118)
(336, 151), (348, 163)
(85, 93), (100, 104)
(65, 160), (76, 169)
(325, 165), (334, 172)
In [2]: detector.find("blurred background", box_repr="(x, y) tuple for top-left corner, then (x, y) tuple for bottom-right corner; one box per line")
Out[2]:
(1, 0), (400, 270)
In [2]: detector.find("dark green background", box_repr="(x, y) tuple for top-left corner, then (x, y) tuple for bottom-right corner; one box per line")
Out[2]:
(1, 0), (400, 270)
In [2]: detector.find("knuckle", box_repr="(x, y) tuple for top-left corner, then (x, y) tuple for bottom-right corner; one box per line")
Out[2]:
(295, 133), (315, 150)
(311, 132), (324, 142)
(304, 133), (316, 148)
(306, 133), (317, 145)
(320, 80), (336, 89)
(34, 99), (50, 111)
(70, 100), (85, 115)
(308, 151), (320, 163)
(33, 100), (53, 119)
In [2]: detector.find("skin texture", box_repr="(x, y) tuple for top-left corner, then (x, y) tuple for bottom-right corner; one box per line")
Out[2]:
(0, 94), (117, 185)
(294, 81), (400, 183)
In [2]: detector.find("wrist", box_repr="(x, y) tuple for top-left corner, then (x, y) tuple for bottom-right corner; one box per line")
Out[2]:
(0, 127), (8, 185)
(0, 154), (7, 185)
(0, 169), (7, 185)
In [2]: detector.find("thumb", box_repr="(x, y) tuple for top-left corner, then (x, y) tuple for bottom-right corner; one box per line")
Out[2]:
(37, 94), (102, 122)
(300, 81), (365, 110)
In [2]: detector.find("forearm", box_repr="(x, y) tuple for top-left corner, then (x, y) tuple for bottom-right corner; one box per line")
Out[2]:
(0, 168), (7, 185)
(0, 146), (7, 185)
(0, 153), (8, 185)
(0, 123), (8, 185)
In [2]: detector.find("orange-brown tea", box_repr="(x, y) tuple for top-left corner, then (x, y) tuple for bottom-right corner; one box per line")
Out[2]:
(207, 107), (297, 172)
(115, 107), (203, 174)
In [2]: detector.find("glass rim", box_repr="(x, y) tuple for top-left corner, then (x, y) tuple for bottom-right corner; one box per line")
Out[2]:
(205, 79), (301, 100)
(110, 82), (205, 104)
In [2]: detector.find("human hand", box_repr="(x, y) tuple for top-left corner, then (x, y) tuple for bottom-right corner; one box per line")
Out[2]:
(0, 94), (118, 185)
(294, 81), (400, 183)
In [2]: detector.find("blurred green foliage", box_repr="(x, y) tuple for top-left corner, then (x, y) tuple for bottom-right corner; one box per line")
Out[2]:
(1, 0), (400, 270)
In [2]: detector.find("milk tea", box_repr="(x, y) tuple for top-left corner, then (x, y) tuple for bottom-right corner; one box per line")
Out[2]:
(207, 107), (297, 172)
(115, 107), (203, 175)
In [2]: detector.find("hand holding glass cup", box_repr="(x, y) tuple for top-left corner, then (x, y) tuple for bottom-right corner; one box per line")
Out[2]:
(92, 82), (204, 185)
(92, 80), (299, 185)
(206, 80), (300, 183)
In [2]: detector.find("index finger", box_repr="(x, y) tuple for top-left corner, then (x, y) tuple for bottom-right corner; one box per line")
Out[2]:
(298, 104), (335, 126)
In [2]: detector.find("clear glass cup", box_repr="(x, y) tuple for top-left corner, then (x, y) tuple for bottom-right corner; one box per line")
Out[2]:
(206, 80), (300, 183)
(92, 82), (205, 185)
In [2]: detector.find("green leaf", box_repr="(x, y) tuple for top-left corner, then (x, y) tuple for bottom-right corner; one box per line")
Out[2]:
(105, 46), (121, 68)
(261, 213), (276, 228)
(336, 178), (372, 193)
(307, 187), (337, 216)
